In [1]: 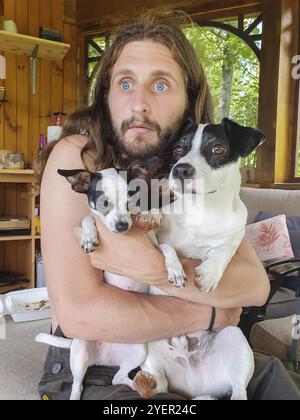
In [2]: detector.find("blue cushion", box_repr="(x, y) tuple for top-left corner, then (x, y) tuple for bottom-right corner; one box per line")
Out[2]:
(255, 211), (300, 258)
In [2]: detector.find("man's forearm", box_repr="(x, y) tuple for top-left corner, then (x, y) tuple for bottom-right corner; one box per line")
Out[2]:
(61, 283), (213, 342)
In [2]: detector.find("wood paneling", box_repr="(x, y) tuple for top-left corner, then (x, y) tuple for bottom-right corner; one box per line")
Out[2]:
(0, 0), (78, 166)
(77, 0), (263, 30)
(0, 0), (78, 280)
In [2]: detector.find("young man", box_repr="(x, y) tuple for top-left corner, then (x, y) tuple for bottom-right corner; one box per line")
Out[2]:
(37, 11), (300, 400)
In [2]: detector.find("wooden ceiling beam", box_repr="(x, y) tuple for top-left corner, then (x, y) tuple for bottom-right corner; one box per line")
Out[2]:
(77, 0), (263, 31)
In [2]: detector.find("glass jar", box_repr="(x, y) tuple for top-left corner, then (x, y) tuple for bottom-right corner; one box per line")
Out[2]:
(4, 152), (25, 169)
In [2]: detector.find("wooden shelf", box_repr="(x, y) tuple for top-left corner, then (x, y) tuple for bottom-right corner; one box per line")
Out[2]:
(0, 170), (35, 183)
(0, 175), (36, 292)
(0, 169), (34, 175)
(0, 30), (70, 61)
(0, 282), (29, 294)
(0, 236), (32, 242)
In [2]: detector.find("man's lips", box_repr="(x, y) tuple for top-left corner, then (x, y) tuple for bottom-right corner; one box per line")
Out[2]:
(128, 125), (154, 134)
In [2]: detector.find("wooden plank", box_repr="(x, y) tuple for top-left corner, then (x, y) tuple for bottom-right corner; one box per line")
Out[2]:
(256, 0), (281, 184)
(28, 0), (40, 167)
(16, 0), (29, 163)
(4, 0), (17, 154)
(39, 0), (52, 137)
(63, 21), (78, 115)
(3, 0), (17, 275)
(0, 236), (32, 241)
(0, 30), (70, 61)
(77, 0), (263, 28)
(275, 0), (299, 183)
(64, 0), (77, 24)
(0, 0), (4, 159)
(51, 0), (64, 114)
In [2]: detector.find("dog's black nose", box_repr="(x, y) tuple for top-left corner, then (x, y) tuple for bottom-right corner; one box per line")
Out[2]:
(172, 163), (195, 180)
(115, 221), (129, 233)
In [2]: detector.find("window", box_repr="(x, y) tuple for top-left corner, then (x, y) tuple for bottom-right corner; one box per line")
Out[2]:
(86, 34), (109, 104)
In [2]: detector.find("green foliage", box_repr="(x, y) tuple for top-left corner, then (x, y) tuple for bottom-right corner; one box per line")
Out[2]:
(183, 21), (260, 167)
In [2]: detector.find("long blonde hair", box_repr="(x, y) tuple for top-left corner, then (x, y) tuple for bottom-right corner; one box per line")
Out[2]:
(34, 10), (214, 185)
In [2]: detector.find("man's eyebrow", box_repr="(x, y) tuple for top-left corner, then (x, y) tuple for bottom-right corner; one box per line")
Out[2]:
(150, 70), (179, 83)
(112, 69), (135, 80)
(111, 69), (179, 83)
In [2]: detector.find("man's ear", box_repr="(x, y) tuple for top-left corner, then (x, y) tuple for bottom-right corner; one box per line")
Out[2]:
(57, 169), (98, 194)
(221, 118), (266, 158)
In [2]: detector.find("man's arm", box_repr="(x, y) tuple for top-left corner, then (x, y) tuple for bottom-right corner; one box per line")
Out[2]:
(41, 137), (240, 342)
(158, 237), (271, 309)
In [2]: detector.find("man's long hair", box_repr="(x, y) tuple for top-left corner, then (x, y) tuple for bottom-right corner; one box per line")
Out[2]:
(34, 10), (214, 185)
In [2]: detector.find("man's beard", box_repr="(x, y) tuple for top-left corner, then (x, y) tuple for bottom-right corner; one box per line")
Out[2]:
(112, 116), (184, 159)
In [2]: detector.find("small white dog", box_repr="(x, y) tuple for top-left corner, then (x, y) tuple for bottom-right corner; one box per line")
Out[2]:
(36, 118), (265, 400)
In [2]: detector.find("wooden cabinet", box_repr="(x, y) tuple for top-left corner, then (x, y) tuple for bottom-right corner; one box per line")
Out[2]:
(0, 170), (37, 294)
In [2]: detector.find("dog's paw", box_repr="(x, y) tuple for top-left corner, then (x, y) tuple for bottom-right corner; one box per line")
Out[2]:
(134, 213), (163, 231)
(166, 263), (187, 288)
(133, 371), (157, 399)
(170, 335), (189, 351)
(195, 260), (222, 293)
(80, 231), (100, 253)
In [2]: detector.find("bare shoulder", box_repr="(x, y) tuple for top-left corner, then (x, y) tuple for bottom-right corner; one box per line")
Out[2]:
(47, 135), (90, 167)
(41, 135), (92, 226)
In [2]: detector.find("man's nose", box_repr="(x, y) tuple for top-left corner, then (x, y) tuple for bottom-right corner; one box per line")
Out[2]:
(131, 88), (150, 114)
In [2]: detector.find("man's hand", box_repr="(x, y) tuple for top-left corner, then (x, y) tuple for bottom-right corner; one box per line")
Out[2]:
(86, 217), (169, 285)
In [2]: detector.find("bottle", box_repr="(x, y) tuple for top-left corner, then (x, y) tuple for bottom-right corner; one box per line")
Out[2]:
(38, 134), (47, 156)
(47, 112), (66, 143)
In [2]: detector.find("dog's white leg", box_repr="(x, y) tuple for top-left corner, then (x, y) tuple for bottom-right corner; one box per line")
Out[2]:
(158, 244), (186, 288)
(80, 215), (100, 253)
(136, 347), (169, 398)
(230, 388), (248, 401)
(112, 343), (147, 389)
(112, 369), (134, 388)
(69, 340), (92, 400)
(193, 395), (217, 400)
(195, 244), (239, 293)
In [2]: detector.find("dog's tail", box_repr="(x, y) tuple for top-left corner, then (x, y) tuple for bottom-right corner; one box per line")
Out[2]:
(35, 333), (72, 349)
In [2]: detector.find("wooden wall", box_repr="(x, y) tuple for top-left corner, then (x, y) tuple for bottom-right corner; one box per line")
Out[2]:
(0, 0), (78, 167)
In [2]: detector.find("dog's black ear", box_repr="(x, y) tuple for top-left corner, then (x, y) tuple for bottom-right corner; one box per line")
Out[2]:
(57, 169), (99, 194)
(221, 118), (266, 158)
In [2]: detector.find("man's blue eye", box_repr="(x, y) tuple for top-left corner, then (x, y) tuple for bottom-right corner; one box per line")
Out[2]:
(153, 82), (168, 92)
(121, 81), (133, 90)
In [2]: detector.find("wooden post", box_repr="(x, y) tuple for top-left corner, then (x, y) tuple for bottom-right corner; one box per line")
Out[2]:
(257, 0), (299, 185)
(256, 0), (281, 185)
(275, 0), (299, 182)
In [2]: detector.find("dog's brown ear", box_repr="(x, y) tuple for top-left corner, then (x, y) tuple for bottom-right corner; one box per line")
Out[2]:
(57, 169), (96, 194)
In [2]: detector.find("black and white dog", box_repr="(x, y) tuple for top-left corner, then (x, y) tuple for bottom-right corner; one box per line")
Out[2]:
(36, 118), (265, 400)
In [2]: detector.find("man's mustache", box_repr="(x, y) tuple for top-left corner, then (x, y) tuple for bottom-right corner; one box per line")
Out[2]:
(121, 117), (161, 135)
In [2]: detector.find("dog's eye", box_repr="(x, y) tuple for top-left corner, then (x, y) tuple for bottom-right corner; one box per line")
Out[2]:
(104, 200), (109, 207)
(174, 146), (185, 157)
(212, 144), (226, 155)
